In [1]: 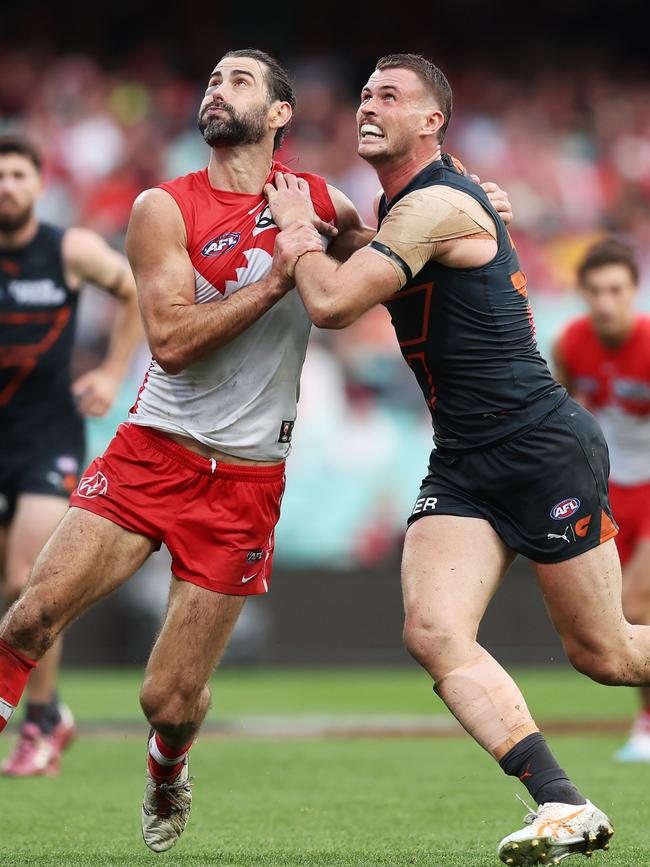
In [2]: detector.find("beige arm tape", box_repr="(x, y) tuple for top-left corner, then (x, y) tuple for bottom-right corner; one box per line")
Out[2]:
(434, 652), (538, 759)
(368, 185), (498, 288)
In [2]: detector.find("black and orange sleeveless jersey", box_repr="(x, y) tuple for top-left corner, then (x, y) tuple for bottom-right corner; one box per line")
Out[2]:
(0, 223), (82, 438)
(375, 157), (566, 451)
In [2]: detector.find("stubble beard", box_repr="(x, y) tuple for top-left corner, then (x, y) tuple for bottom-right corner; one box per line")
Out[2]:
(0, 202), (33, 234)
(198, 103), (269, 148)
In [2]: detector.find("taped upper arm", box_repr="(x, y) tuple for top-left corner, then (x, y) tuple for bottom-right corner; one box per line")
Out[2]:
(369, 185), (498, 286)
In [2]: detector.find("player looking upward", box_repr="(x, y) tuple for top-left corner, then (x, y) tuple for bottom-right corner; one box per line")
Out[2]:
(0, 133), (142, 777)
(0, 50), (512, 853)
(264, 53), (649, 865)
(554, 238), (650, 763)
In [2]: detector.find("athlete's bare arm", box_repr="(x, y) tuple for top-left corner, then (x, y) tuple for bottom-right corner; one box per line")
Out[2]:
(267, 173), (512, 268)
(63, 227), (143, 416)
(326, 186), (375, 262)
(270, 174), (504, 328)
(126, 188), (322, 375)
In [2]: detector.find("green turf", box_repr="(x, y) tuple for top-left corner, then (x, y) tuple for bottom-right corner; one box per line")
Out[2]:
(0, 734), (647, 866)
(0, 667), (648, 864)
(45, 665), (639, 723)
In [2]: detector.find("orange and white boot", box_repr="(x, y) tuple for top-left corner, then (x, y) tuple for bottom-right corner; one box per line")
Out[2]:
(497, 799), (614, 865)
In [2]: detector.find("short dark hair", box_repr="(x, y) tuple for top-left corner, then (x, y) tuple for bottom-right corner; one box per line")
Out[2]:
(577, 238), (639, 285)
(0, 133), (42, 172)
(221, 49), (296, 151)
(375, 53), (453, 143)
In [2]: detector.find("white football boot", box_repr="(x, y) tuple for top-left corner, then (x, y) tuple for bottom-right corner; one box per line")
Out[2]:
(614, 712), (650, 762)
(497, 799), (614, 865)
(141, 756), (192, 852)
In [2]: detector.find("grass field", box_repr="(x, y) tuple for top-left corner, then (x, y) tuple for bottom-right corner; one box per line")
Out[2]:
(0, 667), (647, 867)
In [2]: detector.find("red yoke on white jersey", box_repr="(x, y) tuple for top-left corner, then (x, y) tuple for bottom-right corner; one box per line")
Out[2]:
(558, 315), (650, 486)
(129, 162), (336, 461)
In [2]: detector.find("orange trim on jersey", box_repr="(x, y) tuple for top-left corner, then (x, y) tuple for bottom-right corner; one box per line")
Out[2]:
(450, 156), (466, 175)
(600, 510), (618, 544)
(0, 260), (20, 276)
(391, 282), (433, 347)
(0, 307), (72, 406)
(511, 270), (528, 298)
(0, 307), (71, 363)
(405, 351), (437, 408)
(0, 359), (37, 406)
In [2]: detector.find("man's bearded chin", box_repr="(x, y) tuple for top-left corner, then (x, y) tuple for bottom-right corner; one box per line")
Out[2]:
(198, 104), (268, 148)
(0, 203), (32, 233)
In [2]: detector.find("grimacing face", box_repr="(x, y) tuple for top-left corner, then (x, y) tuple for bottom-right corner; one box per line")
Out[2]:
(580, 263), (638, 340)
(357, 67), (441, 164)
(197, 57), (275, 148)
(0, 153), (41, 233)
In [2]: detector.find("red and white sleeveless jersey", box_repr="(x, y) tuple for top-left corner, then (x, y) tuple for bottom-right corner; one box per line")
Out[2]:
(129, 162), (336, 460)
(558, 315), (650, 484)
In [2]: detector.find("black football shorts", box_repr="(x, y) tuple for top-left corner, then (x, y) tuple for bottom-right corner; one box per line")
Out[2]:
(0, 416), (85, 525)
(408, 396), (618, 563)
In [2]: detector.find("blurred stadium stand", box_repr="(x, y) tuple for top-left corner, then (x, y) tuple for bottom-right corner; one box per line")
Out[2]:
(3, 0), (649, 665)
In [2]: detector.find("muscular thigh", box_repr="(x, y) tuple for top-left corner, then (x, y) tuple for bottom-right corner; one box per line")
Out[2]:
(144, 578), (245, 691)
(534, 538), (624, 655)
(20, 507), (156, 632)
(402, 514), (515, 638)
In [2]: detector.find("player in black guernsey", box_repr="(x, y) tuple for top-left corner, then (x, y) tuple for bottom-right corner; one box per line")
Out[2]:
(263, 54), (650, 864)
(0, 134), (142, 776)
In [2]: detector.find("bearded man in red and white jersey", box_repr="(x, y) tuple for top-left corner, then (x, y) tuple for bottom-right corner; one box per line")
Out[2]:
(554, 238), (650, 762)
(0, 49), (511, 852)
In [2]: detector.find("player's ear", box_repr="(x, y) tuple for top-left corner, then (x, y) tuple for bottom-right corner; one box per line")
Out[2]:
(421, 108), (444, 139)
(269, 101), (292, 133)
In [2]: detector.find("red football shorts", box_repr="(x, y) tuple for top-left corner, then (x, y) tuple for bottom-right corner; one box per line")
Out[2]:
(609, 479), (650, 566)
(69, 423), (285, 596)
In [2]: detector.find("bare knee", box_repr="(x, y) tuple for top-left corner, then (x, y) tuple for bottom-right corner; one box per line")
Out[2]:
(403, 613), (467, 674)
(140, 676), (210, 740)
(566, 638), (635, 685)
(0, 591), (57, 659)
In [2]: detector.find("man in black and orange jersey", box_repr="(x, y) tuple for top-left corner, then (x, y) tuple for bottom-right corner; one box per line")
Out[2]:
(0, 133), (142, 776)
(265, 53), (649, 864)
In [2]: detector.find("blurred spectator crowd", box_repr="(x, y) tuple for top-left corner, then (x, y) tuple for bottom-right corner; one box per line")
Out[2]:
(3, 49), (650, 567)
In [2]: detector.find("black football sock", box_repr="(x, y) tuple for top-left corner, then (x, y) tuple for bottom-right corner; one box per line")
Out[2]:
(499, 732), (586, 806)
(25, 692), (62, 735)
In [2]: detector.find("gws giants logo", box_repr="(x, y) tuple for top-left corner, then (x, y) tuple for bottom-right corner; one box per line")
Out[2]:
(550, 497), (580, 520)
(201, 232), (240, 258)
(77, 472), (108, 499)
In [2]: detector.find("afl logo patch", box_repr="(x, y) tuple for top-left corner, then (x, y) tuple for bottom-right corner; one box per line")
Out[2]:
(201, 232), (240, 257)
(550, 498), (580, 520)
(77, 472), (108, 499)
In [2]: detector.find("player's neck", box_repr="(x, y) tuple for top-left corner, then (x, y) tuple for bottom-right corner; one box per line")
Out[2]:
(206, 147), (274, 194)
(0, 215), (39, 250)
(596, 317), (637, 348)
(375, 146), (442, 203)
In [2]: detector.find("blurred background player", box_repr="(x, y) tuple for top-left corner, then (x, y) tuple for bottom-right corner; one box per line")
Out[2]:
(0, 133), (142, 776)
(554, 238), (650, 762)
